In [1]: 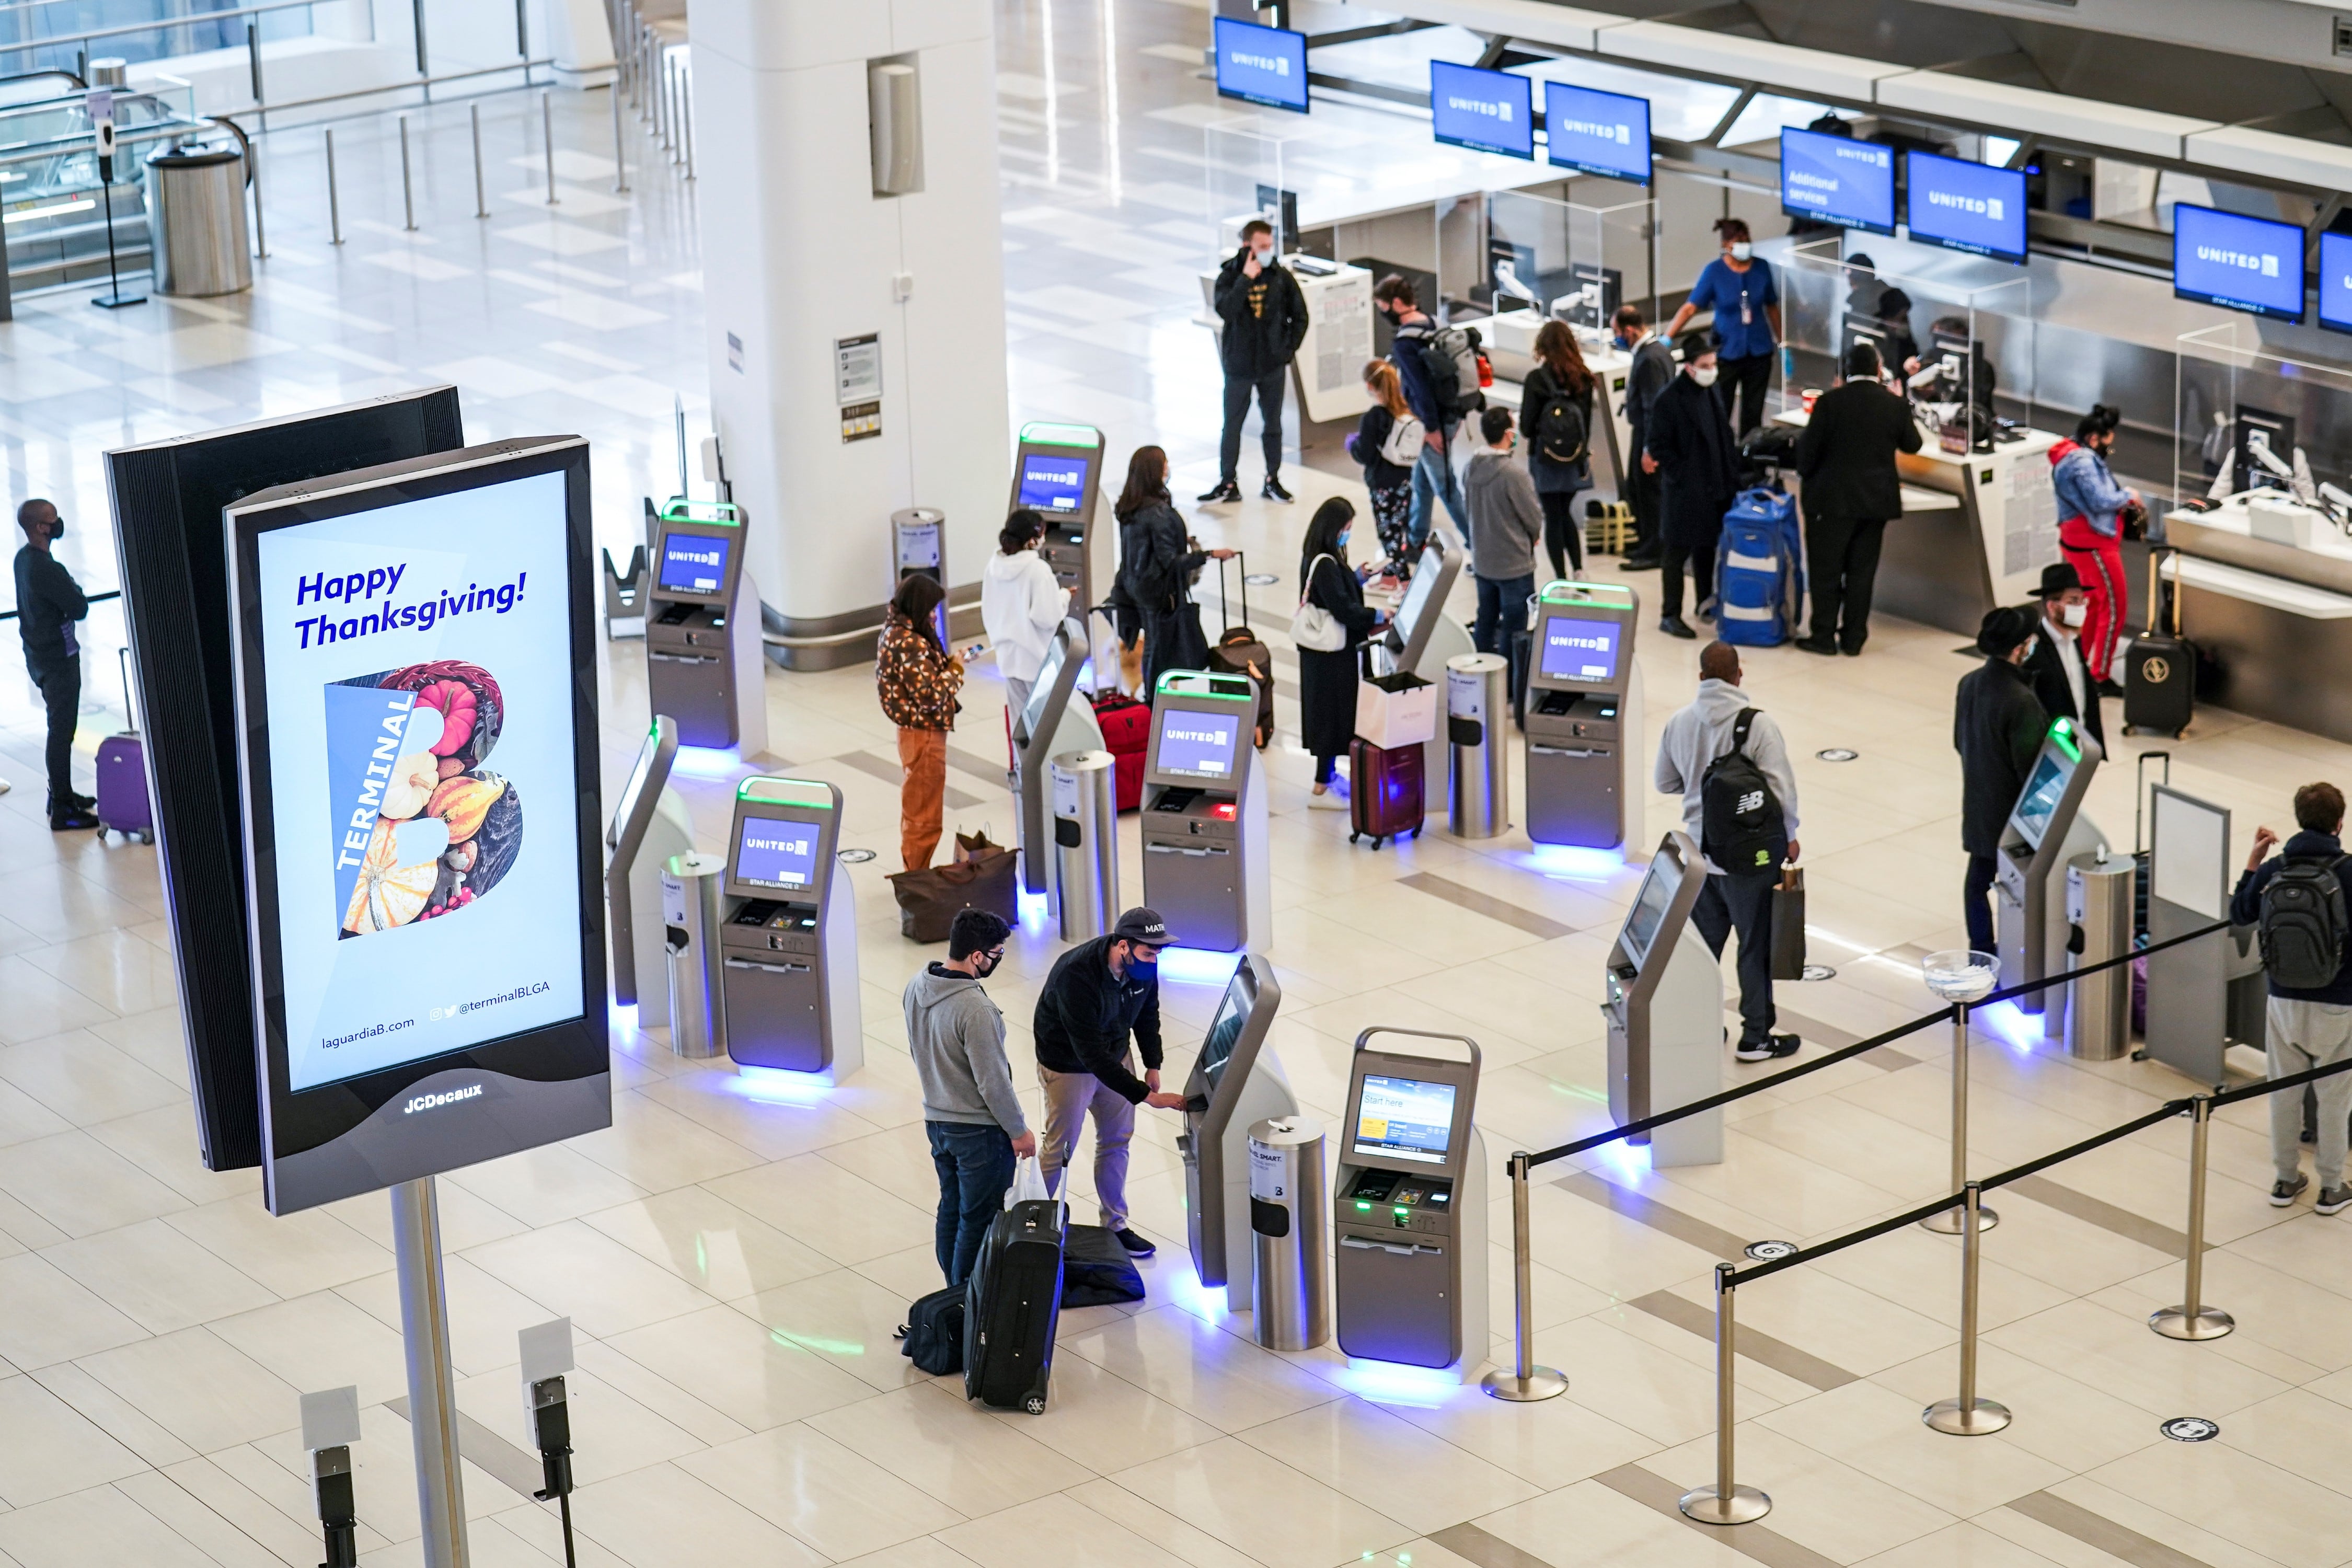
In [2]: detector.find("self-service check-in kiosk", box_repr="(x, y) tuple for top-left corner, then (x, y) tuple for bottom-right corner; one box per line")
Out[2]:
(1177, 953), (1295, 1312)
(718, 777), (862, 1079)
(1373, 545), (1468, 681)
(893, 507), (952, 650)
(1141, 672), (1270, 954)
(647, 499), (768, 755)
(1014, 618), (1104, 897)
(606, 716), (696, 1028)
(1010, 422), (1109, 655)
(1604, 833), (1724, 1167)
(1524, 581), (1643, 849)
(1334, 1029), (1489, 1378)
(1996, 717), (2105, 1031)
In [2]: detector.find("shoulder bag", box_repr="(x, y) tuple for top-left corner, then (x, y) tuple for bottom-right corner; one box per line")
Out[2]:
(1291, 554), (1348, 652)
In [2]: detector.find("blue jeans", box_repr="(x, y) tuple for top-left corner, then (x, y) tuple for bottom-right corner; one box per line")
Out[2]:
(928, 1120), (1015, 1287)
(1473, 573), (1535, 656)
(1408, 427), (1466, 549)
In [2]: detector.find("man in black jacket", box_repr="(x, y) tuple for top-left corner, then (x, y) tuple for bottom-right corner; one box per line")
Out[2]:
(1642, 335), (1740, 639)
(2229, 782), (2352, 1213)
(1954, 606), (2047, 953)
(13, 500), (97, 830)
(1794, 341), (1923, 656)
(2021, 562), (2105, 754)
(1614, 305), (1675, 570)
(1032, 906), (1188, 1254)
(1201, 221), (1309, 505)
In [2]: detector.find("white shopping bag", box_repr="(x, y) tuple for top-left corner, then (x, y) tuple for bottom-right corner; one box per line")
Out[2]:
(1005, 1154), (1051, 1209)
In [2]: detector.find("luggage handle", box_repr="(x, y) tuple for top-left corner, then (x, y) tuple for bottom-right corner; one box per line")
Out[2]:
(117, 647), (136, 735)
(2134, 751), (2172, 855)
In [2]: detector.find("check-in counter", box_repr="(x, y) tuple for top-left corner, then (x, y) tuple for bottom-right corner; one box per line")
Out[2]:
(2157, 506), (2352, 742)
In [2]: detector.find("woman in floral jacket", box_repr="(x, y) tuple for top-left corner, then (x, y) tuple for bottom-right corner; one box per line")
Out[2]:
(877, 574), (965, 870)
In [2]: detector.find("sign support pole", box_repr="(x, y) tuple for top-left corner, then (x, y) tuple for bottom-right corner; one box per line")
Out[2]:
(393, 1177), (471, 1568)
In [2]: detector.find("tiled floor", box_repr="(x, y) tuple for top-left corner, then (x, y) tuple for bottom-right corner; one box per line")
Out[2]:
(1, 6), (2350, 1568)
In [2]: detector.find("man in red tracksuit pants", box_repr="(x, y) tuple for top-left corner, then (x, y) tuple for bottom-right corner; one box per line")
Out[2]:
(2047, 404), (2139, 692)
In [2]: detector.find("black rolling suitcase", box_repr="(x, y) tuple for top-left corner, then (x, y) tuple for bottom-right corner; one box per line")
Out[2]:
(2124, 547), (2194, 739)
(964, 1197), (1066, 1413)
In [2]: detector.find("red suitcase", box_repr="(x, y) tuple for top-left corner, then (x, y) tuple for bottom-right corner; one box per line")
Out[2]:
(1348, 736), (1423, 850)
(97, 649), (153, 844)
(1090, 691), (1149, 812)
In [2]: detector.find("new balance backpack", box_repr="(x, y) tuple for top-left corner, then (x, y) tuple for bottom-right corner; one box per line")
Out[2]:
(2259, 855), (2350, 991)
(1700, 710), (1788, 872)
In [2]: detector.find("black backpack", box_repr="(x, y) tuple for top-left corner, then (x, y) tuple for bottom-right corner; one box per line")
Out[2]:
(897, 1284), (965, 1376)
(1531, 383), (1589, 467)
(1700, 710), (1787, 873)
(2259, 855), (2350, 990)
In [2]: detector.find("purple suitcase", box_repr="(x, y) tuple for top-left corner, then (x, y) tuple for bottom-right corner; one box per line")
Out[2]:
(97, 649), (152, 843)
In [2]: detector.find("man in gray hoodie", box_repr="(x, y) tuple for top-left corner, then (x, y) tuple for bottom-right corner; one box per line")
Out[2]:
(1655, 641), (1804, 1062)
(1462, 406), (1546, 659)
(905, 909), (1035, 1286)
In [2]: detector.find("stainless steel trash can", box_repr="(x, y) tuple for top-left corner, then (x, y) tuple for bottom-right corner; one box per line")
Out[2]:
(1051, 748), (1117, 942)
(1446, 652), (1508, 839)
(144, 142), (250, 297)
(662, 851), (727, 1059)
(2065, 850), (2134, 1060)
(1248, 1115), (1329, 1351)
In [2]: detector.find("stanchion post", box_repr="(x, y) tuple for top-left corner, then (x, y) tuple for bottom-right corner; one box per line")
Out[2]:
(246, 21), (266, 131)
(398, 114), (416, 232)
(2151, 1094), (2235, 1340)
(680, 68), (694, 180)
(1924, 1182), (2011, 1435)
(1482, 1152), (1567, 1402)
(1923, 1001), (1999, 1234)
(1680, 1263), (1771, 1525)
(248, 136), (268, 259)
(324, 126), (342, 245)
(610, 79), (628, 194)
(541, 89), (558, 204)
(469, 102), (487, 218)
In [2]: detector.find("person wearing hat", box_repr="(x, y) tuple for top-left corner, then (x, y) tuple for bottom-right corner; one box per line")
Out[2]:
(1954, 606), (2049, 953)
(1793, 338), (1923, 657)
(2022, 562), (2105, 753)
(1031, 907), (1189, 1256)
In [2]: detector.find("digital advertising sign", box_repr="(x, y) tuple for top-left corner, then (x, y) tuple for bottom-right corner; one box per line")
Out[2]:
(1542, 82), (1650, 184)
(227, 437), (608, 1214)
(1213, 15), (1308, 114)
(1780, 128), (1895, 235)
(1430, 61), (1534, 160)
(1905, 151), (2028, 264)
(2174, 203), (2306, 322)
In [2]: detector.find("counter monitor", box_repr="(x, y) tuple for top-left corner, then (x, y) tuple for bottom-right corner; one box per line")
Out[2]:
(1905, 150), (2027, 266)
(2318, 231), (2352, 336)
(659, 533), (730, 596)
(1213, 15), (1307, 114)
(1154, 708), (1243, 780)
(1542, 82), (1650, 184)
(1539, 614), (1621, 684)
(1429, 61), (1533, 161)
(733, 816), (821, 892)
(1354, 1074), (1458, 1165)
(1017, 451), (1093, 514)
(2173, 204), (2305, 324)
(1780, 128), (1895, 236)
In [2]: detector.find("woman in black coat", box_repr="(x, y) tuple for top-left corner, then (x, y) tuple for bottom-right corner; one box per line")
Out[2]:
(1296, 497), (1386, 807)
(1642, 337), (1741, 638)
(1115, 445), (1234, 695)
(1953, 606), (2049, 954)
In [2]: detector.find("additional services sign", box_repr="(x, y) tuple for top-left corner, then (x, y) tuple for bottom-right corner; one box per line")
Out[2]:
(1430, 61), (1533, 160)
(1542, 82), (1650, 185)
(2173, 203), (2306, 322)
(1780, 128), (1895, 235)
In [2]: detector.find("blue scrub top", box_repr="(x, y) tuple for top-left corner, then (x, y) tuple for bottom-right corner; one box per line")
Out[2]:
(1688, 257), (1779, 360)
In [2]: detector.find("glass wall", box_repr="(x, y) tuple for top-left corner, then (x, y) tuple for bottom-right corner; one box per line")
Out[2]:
(0, 0), (314, 77)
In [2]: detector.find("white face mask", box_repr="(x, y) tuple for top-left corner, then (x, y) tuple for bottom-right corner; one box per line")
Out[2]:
(1729, 241), (1753, 262)
(2060, 602), (2088, 628)
(1250, 244), (1274, 265)
(1691, 364), (1720, 387)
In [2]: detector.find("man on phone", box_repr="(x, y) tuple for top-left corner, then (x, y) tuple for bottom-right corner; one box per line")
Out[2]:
(1201, 220), (1309, 505)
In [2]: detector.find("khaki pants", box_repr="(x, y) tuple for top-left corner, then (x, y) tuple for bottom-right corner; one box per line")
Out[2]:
(1037, 1050), (1137, 1229)
(2268, 996), (2352, 1189)
(897, 726), (947, 871)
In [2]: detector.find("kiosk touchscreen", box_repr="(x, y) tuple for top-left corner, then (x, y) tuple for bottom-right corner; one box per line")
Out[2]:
(646, 499), (767, 754)
(1604, 833), (1723, 1166)
(1014, 619), (1105, 897)
(1523, 581), (1643, 848)
(1376, 544), (1468, 680)
(1332, 1029), (1488, 1377)
(1140, 672), (1271, 953)
(605, 715), (695, 1024)
(717, 778), (862, 1078)
(1995, 717), (2105, 1029)
(1176, 954), (1295, 1310)
(1010, 423), (1105, 628)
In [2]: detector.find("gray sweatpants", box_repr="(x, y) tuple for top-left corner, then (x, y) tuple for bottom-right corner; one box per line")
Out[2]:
(2268, 996), (2352, 1188)
(1037, 1049), (1138, 1229)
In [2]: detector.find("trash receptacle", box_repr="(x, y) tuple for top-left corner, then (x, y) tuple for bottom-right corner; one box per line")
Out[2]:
(2066, 850), (2134, 1060)
(144, 141), (250, 297)
(662, 850), (727, 1059)
(1248, 1115), (1329, 1351)
(1446, 652), (1507, 839)
(1050, 749), (1117, 942)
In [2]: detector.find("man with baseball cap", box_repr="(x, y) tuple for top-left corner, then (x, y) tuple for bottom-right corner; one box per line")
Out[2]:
(1032, 906), (1188, 1256)
(1954, 605), (2048, 953)
(2021, 561), (2105, 753)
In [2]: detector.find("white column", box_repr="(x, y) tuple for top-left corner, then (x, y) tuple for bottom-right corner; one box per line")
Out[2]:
(691, 0), (1012, 667)
(539, 0), (617, 86)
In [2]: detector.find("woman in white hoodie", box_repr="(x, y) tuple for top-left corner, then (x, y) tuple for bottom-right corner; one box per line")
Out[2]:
(981, 509), (1071, 721)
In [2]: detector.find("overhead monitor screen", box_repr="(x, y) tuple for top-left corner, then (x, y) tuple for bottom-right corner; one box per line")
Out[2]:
(1155, 708), (1243, 780)
(2011, 753), (2070, 849)
(1620, 859), (1679, 964)
(2321, 232), (2352, 336)
(1905, 151), (2027, 264)
(2173, 204), (2306, 322)
(1540, 614), (1621, 683)
(1780, 128), (1895, 236)
(734, 816), (820, 891)
(659, 533), (729, 595)
(1543, 82), (1650, 184)
(1430, 61), (1533, 160)
(1213, 15), (1308, 114)
(1017, 452), (1091, 513)
(1354, 1074), (1459, 1165)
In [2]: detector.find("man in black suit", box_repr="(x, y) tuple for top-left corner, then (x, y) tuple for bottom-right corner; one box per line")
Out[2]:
(1955, 606), (2048, 954)
(1792, 341), (1923, 656)
(2021, 562), (2105, 753)
(1642, 334), (1741, 640)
